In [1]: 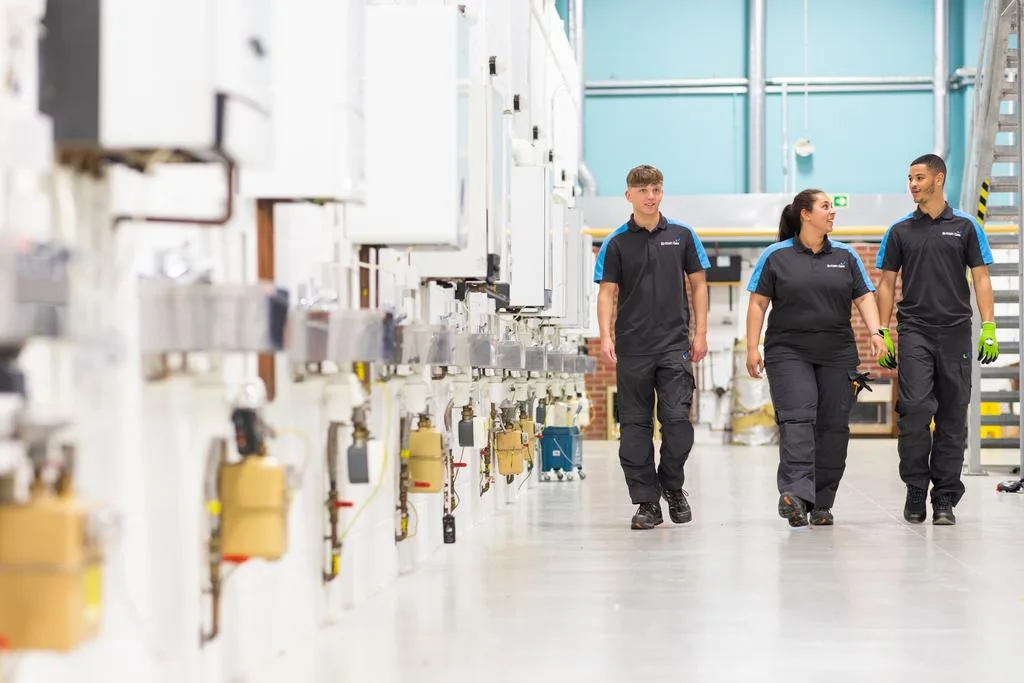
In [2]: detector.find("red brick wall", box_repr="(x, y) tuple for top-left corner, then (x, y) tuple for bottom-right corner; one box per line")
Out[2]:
(582, 242), (901, 440)
(850, 243), (902, 382)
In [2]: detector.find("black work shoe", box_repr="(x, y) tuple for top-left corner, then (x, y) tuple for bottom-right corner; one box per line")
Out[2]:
(904, 485), (928, 524)
(630, 502), (664, 530)
(932, 495), (956, 525)
(662, 489), (693, 524)
(809, 507), (834, 526)
(778, 492), (808, 527)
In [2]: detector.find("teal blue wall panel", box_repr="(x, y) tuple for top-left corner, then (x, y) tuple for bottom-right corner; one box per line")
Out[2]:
(765, 0), (935, 77)
(585, 0), (747, 80)
(585, 94), (748, 194)
(763, 91), (935, 195)
(555, 0), (988, 199)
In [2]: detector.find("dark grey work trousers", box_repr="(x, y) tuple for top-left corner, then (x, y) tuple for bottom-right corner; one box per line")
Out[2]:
(895, 323), (971, 505)
(615, 349), (695, 504)
(765, 358), (855, 509)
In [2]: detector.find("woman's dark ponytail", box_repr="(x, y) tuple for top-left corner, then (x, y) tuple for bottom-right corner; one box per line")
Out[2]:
(777, 204), (800, 242)
(777, 188), (826, 242)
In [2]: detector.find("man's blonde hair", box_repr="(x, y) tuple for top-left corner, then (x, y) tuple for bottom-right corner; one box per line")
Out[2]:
(626, 164), (664, 188)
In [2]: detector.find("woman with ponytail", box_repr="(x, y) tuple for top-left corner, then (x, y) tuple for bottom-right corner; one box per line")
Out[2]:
(744, 189), (887, 527)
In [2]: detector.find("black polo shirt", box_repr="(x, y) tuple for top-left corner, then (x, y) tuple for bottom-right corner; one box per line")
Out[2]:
(876, 203), (993, 329)
(593, 214), (710, 356)
(747, 235), (875, 367)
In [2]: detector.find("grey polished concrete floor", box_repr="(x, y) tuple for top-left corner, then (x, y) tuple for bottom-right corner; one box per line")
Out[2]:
(255, 432), (1024, 683)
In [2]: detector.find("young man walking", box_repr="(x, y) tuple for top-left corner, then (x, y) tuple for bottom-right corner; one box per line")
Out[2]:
(593, 165), (710, 530)
(875, 154), (998, 525)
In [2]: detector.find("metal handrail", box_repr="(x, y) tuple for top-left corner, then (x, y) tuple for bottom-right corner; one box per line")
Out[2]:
(961, 0), (1014, 212)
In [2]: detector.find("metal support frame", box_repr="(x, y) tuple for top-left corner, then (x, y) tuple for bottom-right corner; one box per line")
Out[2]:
(568, 0), (597, 195)
(963, 0), (1001, 476)
(1016, 0), (1024, 480)
(963, 0), (1022, 477)
(747, 0), (766, 193)
(934, 0), (950, 159)
(586, 75), (935, 91)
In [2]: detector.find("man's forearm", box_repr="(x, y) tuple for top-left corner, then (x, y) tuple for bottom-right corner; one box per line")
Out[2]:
(877, 281), (895, 328)
(691, 282), (708, 335)
(598, 293), (614, 340)
(974, 272), (995, 322)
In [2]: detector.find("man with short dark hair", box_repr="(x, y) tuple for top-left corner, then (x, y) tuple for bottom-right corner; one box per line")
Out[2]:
(876, 153), (997, 525)
(593, 164), (709, 530)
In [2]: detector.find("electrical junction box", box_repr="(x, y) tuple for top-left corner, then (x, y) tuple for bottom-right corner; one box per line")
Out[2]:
(580, 244), (598, 336)
(577, 231), (596, 332)
(412, 83), (507, 280)
(240, 0), (365, 201)
(539, 199), (567, 319)
(0, 0), (53, 175)
(555, 209), (587, 329)
(457, 417), (487, 448)
(506, 0), (533, 143)
(355, 4), (467, 248)
(706, 254), (743, 284)
(484, 0), (513, 98)
(519, 418), (537, 465)
(39, 0), (272, 168)
(507, 165), (550, 309)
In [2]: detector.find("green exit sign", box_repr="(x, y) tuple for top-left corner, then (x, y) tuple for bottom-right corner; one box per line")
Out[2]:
(832, 194), (850, 209)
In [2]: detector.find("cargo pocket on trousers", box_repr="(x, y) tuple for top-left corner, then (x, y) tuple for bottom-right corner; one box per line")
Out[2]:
(956, 356), (972, 406)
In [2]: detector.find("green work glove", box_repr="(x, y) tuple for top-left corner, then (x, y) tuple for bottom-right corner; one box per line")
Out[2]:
(978, 321), (999, 365)
(877, 328), (897, 369)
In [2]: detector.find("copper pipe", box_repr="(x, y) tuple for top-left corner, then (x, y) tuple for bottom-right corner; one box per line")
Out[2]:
(55, 442), (76, 497)
(323, 422), (343, 582)
(256, 199), (277, 401)
(201, 438), (226, 646)
(112, 162), (235, 230)
(200, 529), (222, 646)
(480, 404), (496, 496)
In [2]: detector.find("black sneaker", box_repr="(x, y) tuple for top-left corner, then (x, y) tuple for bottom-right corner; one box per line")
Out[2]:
(932, 494), (956, 525)
(778, 492), (808, 527)
(630, 502), (664, 530)
(904, 485), (927, 524)
(662, 489), (693, 524)
(809, 507), (834, 526)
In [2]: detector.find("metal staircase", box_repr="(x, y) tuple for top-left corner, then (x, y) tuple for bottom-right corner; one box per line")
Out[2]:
(961, 0), (1024, 487)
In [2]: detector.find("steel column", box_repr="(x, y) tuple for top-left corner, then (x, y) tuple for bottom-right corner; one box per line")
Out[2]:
(747, 0), (766, 193)
(934, 0), (950, 158)
(1016, 0), (1024, 479)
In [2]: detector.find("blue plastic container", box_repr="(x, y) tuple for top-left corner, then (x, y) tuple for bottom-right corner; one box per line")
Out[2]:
(539, 426), (584, 480)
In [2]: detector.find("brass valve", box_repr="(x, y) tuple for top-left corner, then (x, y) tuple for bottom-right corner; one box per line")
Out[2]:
(0, 453), (103, 652)
(495, 428), (528, 477)
(407, 414), (444, 494)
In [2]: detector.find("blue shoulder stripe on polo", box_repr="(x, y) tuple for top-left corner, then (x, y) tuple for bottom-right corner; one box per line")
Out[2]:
(746, 239), (794, 293)
(666, 218), (711, 270)
(593, 223), (629, 282)
(832, 240), (876, 293)
(876, 212), (914, 268)
(952, 208), (994, 265)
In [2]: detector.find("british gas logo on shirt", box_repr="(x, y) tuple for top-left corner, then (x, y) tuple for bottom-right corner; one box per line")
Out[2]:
(660, 240), (680, 246)
(941, 231), (961, 238)
(826, 263), (847, 269)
